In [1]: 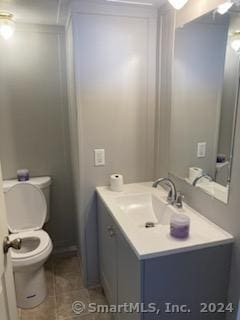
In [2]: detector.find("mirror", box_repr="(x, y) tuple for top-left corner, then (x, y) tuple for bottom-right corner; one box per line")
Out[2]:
(170, 6), (240, 204)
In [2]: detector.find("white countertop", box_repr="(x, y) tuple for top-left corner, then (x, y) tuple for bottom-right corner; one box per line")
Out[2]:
(96, 182), (233, 260)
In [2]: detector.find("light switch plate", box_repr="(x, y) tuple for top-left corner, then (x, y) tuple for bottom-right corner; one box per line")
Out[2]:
(94, 149), (105, 166)
(197, 142), (207, 158)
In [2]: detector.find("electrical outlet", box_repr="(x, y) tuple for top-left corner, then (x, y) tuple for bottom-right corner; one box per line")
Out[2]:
(94, 149), (105, 166)
(197, 142), (207, 158)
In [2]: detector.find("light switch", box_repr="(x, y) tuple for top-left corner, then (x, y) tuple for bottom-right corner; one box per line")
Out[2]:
(197, 142), (206, 158)
(94, 149), (105, 166)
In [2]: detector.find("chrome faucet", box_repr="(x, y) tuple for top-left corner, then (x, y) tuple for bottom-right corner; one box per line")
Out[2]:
(192, 174), (213, 187)
(175, 191), (184, 209)
(152, 178), (177, 205)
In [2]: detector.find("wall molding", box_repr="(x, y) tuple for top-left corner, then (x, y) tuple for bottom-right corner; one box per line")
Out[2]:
(67, 4), (158, 287)
(70, 0), (158, 18)
(53, 245), (78, 255)
(15, 22), (65, 34)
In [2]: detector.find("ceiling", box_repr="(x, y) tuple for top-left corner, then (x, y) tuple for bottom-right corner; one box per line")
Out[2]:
(0, 0), (70, 25)
(0, 0), (166, 26)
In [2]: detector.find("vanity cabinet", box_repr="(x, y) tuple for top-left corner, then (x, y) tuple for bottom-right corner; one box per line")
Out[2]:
(98, 200), (141, 320)
(97, 197), (232, 320)
(98, 199), (118, 306)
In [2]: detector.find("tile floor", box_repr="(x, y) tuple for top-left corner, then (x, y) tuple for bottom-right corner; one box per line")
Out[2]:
(18, 253), (112, 320)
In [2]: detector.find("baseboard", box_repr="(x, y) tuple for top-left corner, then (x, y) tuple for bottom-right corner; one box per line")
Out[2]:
(87, 283), (102, 289)
(52, 245), (79, 255)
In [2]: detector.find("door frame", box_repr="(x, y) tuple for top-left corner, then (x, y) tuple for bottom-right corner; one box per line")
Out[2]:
(0, 163), (18, 320)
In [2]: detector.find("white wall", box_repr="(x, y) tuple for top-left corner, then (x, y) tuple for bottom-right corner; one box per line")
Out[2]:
(66, 2), (157, 286)
(0, 23), (77, 249)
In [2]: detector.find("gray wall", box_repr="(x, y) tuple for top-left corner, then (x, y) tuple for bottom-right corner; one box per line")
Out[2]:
(0, 23), (77, 249)
(158, 3), (240, 319)
(66, 2), (158, 286)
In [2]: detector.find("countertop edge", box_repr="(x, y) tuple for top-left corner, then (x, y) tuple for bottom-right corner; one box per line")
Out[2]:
(96, 184), (234, 260)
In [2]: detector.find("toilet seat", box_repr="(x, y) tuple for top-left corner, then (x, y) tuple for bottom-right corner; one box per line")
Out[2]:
(10, 230), (51, 261)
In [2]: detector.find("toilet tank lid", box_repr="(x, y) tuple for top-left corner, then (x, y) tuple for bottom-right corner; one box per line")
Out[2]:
(3, 176), (51, 192)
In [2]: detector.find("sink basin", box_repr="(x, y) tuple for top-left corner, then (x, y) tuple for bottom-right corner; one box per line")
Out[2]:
(115, 193), (175, 228)
(97, 182), (234, 259)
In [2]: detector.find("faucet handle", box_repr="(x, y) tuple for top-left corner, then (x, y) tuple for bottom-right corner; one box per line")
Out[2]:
(175, 192), (184, 209)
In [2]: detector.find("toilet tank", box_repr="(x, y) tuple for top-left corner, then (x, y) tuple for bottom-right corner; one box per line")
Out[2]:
(3, 177), (52, 222)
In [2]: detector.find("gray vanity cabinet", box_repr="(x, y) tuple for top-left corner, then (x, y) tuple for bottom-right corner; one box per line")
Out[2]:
(98, 199), (141, 320)
(98, 200), (118, 306)
(116, 230), (142, 320)
(98, 197), (232, 320)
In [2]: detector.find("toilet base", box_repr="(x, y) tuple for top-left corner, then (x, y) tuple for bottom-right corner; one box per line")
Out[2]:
(14, 266), (47, 309)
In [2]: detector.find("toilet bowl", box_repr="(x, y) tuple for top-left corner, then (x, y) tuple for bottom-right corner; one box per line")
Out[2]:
(3, 178), (53, 309)
(10, 230), (53, 308)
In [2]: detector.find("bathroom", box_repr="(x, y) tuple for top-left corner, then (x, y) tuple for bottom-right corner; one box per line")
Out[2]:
(0, 0), (240, 319)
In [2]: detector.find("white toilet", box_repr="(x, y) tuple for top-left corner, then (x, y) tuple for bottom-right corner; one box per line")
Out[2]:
(3, 177), (53, 309)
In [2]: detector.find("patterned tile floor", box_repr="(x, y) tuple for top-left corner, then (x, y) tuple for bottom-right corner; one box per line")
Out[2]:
(18, 253), (112, 320)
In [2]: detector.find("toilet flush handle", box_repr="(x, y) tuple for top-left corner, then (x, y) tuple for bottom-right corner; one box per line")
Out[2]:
(3, 236), (22, 254)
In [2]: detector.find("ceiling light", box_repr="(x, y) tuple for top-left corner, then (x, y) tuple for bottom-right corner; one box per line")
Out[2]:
(106, 0), (153, 5)
(168, 0), (189, 10)
(217, 1), (233, 15)
(231, 31), (240, 53)
(0, 12), (15, 40)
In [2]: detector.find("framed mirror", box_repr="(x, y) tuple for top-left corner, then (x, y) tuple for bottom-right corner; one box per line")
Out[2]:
(170, 5), (240, 204)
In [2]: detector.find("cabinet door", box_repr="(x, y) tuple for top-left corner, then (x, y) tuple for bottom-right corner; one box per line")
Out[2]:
(98, 200), (117, 306)
(117, 230), (142, 320)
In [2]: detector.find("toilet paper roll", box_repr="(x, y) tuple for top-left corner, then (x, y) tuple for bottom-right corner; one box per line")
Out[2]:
(189, 167), (203, 184)
(110, 174), (124, 192)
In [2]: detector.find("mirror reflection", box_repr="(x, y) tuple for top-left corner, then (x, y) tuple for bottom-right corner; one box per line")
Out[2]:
(170, 6), (240, 204)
